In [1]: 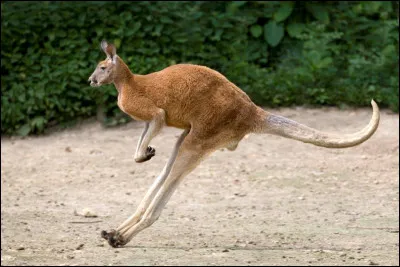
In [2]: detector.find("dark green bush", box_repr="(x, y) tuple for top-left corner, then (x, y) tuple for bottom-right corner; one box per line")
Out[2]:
(1, 1), (398, 135)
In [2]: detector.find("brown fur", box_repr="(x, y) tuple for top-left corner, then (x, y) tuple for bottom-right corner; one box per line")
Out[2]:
(88, 41), (380, 247)
(90, 56), (265, 150)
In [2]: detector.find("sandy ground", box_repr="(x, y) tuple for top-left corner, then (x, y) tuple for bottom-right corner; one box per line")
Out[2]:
(1, 106), (399, 266)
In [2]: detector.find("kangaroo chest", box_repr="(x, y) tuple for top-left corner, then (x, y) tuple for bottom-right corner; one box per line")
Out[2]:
(117, 91), (145, 121)
(117, 92), (139, 120)
(117, 93), (125, 112)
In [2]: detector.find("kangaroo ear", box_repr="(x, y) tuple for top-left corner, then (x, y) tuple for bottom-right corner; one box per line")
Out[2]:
(100, 40), (117, 64)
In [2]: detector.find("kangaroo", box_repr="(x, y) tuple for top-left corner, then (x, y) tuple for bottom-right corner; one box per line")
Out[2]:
(88, 40), (380, 248)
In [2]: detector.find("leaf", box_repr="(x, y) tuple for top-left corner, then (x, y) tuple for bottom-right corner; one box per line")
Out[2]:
(95, 27), (103, 36)
(153, 24), (163, 36)
(160, 16), (173, 24)
(18, 93), (26, 102)
(250, 25), (262, 38)
(122, 11), (132, 22)
(56, 30), (67, 38)
(231, 1), (247, 8)
(113, 38), (121, 49)
(175, 37), (188, 43)
(126, 21), (141, 36)
(380, 1), (393, 12)
(305, 3), (330, 24)
(308, 50), (321, 65)
(227, 1), (247, 14)
(211, 29), (223, 41)
(286, 23), (305, 38)
(362, 1), (382, 14)
(382, 45), (395, 56)
(318, 57), (333, 69)
(264, 21), (284, 47)
(31, 116), (46, 131)
(273, 2), (294, 22)
(17, 124), (31, 136)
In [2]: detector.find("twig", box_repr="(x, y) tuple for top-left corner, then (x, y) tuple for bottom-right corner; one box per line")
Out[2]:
(68, 220), (103, 224)
(347, 226), (399, 232)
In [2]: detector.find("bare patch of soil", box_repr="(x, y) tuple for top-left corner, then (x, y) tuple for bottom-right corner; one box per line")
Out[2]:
(1, 106), (398, 266)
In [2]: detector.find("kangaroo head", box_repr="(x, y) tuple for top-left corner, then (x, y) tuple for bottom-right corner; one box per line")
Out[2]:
(88, 40), (118, 87)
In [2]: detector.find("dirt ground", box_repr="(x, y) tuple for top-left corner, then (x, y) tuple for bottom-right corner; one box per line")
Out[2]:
(1, 105), (399, 266)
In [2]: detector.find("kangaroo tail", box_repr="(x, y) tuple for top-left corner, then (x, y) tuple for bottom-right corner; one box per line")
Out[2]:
(259, 100), (380, 148)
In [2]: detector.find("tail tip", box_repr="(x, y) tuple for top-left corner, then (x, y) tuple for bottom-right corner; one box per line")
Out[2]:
(371, 99), (379, 109)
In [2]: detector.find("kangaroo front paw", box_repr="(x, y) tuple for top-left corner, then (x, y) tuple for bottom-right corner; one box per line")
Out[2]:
(101, 229), (126, 248)
(135, 146), (156, 163)
(146, 146), (156, 158)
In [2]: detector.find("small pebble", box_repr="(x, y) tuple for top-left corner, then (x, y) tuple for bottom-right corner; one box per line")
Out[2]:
(74, 208), (98, 218)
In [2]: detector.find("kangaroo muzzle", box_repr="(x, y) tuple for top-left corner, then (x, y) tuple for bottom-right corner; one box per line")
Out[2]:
(88, 76), (99, 87)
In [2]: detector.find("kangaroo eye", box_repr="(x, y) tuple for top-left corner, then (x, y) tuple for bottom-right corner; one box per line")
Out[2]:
(100, 66), (106, 70)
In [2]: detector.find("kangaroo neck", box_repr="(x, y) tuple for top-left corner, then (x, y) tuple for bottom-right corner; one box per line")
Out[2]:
(113, 57), (134, 93)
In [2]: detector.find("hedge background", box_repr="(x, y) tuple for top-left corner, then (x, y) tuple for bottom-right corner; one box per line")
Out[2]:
(1, 1), (399, 136)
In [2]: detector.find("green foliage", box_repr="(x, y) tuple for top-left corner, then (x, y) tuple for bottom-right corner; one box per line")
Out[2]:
(264, 21), (285, 47)
(1, 1), (398, 136)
